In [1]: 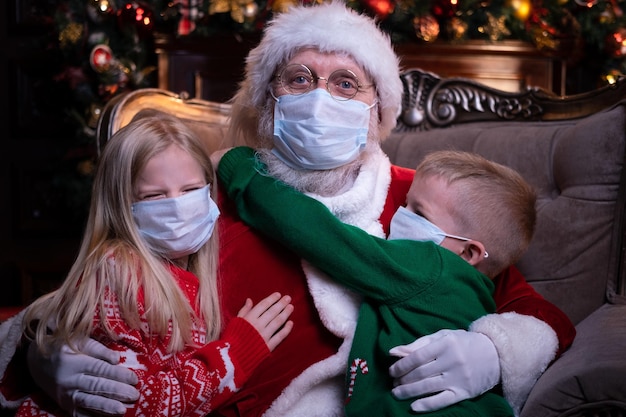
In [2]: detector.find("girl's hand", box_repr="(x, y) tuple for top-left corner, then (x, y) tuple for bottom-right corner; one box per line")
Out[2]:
(237, 292), (294, 351)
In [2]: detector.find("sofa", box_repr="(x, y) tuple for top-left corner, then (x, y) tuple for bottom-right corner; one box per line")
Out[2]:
(96, 68), (626, 417)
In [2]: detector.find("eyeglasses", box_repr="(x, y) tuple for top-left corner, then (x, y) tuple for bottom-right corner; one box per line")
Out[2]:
(273, 64), (373, 101)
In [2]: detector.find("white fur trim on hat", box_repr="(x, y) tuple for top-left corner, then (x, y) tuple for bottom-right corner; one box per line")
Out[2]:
(239, 1), (402, 138)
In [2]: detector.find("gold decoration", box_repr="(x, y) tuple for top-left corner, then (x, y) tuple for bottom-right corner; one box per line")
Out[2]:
(447, 16), (468, 40)
(209, 0), (260, 23)
(242, 1), (259, 19)
(59, 22), (84, 49)
(479, 12), (511, 41)
(209, 0), (232, 14)
(230, 5), (245, 23)
(272, 0), (305, 13)
(530, 26), (559, 51)
(413, 14), (440, 42)
(508, 0), (531, 21)
(603, 69), (623, 85)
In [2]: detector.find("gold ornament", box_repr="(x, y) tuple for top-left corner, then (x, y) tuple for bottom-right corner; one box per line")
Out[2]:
(480, 13), (511, 41)
(271, 0), (300, 13)
(230, 5), (245, 23)
(447, 16), (468, 40)
(603, 69), (623, 85)
(209, 0), (232, 14)
(531, 27), (559, 51)
(508, 0), (531, 21)
(413, 15), (440, 42)
(59, 23), (84, 49)
(209, 0), (260, 23)
(242, 1), (259, 19)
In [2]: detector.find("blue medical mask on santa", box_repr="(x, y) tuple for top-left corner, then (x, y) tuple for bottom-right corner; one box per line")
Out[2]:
(272, 88), (375, 170)
(388, 206), (471, 244)
(131, 184), (220, 259)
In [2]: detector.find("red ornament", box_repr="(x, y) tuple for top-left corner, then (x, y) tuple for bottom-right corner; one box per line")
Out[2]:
(89, 44), (113, 73)
(361, 0), (395, 19)
(117, 1), (154, 38)
(432, 0), (457, 18)
(606, 27), (626, 57)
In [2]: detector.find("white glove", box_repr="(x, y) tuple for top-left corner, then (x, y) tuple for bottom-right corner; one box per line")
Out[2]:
(388, 328), (500, 413)
(27, 338), (140, 417)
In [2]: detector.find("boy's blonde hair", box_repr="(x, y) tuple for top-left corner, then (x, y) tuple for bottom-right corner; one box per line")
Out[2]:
(24, 110), (221, 353)
(416, 150), (537, 278)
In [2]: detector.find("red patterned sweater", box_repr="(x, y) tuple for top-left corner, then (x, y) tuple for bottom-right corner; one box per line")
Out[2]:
(14, 264), (270, 417)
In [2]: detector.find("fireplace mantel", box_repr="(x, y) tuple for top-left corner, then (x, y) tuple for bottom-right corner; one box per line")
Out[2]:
(155, 35), (565, 103)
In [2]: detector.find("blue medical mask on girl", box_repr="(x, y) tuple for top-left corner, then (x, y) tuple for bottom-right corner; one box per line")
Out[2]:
(272, 88), (376, 170)
(131, 184), (220, 259)
(388, 206), (471, 245)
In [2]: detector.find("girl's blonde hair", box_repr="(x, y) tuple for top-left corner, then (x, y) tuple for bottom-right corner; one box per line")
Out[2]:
(24, 110), (221, 353)
(415, 150), (537, 278)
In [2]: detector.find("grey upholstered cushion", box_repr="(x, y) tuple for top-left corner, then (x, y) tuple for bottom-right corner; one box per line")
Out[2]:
(519, 303), (626, 417)
(383, 103), (626, 325)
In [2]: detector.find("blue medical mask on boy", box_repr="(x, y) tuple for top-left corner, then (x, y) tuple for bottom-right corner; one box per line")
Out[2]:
(272, 88), (374, 170)
(388, 206), (470, 245)
(132, 185), (220, 259)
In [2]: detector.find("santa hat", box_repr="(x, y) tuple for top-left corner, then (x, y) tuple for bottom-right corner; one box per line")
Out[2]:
(236, 1), (403, 139)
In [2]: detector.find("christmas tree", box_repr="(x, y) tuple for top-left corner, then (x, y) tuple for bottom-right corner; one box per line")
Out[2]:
(50, 0), (626, 219)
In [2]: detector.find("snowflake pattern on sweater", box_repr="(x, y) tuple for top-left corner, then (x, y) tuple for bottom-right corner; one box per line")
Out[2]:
(15, 264), (269, 417)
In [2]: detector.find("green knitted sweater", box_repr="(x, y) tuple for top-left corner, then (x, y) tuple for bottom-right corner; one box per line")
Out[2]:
(218, 146), (513, 417)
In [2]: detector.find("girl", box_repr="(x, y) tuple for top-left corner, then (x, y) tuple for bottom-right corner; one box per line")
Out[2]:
(16, 110), (294, 416)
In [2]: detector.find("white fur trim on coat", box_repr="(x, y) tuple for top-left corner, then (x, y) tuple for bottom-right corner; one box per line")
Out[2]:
(470, 312), (558, 417)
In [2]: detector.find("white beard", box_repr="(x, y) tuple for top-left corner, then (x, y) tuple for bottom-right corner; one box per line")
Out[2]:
(255, 98), (383, 197)
(257, 149), (361, 196)
(255, 145), (379, 197)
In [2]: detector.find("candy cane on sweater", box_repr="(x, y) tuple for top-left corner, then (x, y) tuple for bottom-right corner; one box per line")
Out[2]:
(345, 358), (369, 404)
